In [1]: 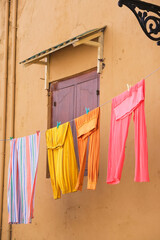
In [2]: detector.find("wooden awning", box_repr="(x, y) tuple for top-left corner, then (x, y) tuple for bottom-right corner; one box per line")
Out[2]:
(20, 26), (106, 89)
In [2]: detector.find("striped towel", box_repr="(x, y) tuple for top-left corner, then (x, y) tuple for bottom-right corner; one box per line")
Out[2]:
(7, 132), (40, 224)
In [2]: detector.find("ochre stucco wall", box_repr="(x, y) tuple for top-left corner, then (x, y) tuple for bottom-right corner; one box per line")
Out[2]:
(0, 0), (160, 239)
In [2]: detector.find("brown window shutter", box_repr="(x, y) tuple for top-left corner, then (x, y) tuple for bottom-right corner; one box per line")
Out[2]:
(47, 70), (99, 178)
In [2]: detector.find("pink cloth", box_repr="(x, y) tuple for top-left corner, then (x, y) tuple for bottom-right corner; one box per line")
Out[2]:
(107, 79), (149, 184)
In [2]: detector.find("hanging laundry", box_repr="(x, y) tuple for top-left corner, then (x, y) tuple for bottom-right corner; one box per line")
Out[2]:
(107, 79), (149, 184)
(7, 132), (41, 224)
(75, 107), (100, 191)
(46, 122), (78, 199)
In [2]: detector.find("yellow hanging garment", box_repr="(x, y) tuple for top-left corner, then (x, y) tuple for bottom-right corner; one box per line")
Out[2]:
(46, 122), (78, 199)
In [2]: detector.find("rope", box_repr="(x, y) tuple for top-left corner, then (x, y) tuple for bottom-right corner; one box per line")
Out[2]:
(0, 66), (160, 141)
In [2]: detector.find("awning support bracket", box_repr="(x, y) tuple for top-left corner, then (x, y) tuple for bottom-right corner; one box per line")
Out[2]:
(73, 31), (105, 74)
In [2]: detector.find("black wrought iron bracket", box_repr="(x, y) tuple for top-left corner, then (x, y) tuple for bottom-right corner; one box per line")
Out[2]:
(118, 0), (160, 45)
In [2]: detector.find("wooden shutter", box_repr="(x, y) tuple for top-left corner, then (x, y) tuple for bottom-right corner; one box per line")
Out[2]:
(48, 70), (99, 177)
(51, 85), (74, 127)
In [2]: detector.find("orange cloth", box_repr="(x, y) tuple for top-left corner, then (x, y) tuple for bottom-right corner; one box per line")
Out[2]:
(75, 107), (100, 191)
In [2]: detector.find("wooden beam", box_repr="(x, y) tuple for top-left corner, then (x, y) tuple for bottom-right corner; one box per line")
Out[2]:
(97, 33), (104, 74)
(83, 40), (100, 47)
(23, 60), (47, 68)
(73, 32), (102, 47)
(32, 61), (47, 65)
(45, 56), (50, 90)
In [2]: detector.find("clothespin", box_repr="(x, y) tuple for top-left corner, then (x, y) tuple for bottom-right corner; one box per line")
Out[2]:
(36, 130), (40, 135)
(10, 137), (13, 140)
(127, 84), (131, 91)
(57, 121), (61, 128)
(85, 107), (90, 114)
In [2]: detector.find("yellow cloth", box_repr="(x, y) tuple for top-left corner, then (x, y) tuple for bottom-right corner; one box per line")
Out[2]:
(46, 122), (78, 199)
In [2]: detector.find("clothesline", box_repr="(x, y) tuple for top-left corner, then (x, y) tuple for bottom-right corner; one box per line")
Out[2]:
(0, 66), (160, 142)
(42, 66), (160, 131)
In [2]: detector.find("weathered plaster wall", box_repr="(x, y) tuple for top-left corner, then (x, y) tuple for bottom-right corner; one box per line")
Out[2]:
(1, 0), (160, 239)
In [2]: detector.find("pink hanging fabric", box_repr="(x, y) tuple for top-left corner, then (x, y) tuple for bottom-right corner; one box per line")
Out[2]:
(107, 79), (149, 184)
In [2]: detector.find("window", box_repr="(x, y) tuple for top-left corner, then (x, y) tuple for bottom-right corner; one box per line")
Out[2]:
(47, 70), (99, 177)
